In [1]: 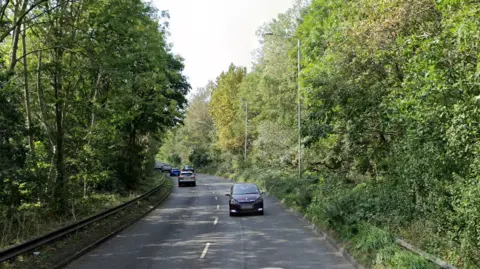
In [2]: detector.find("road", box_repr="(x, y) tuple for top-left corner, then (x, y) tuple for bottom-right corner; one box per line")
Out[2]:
(68, 174), (355, 269)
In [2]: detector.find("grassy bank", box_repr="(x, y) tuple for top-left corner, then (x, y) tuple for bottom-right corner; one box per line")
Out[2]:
(1, 172), (173, 269)
(0, 172), (167, 256)
(212, 167), (441, 269)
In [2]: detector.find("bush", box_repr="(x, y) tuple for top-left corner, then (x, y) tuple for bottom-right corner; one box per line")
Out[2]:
(189, 148), (211, 168)
(374, 247), (438, 269)
(220, 165), (439, 268)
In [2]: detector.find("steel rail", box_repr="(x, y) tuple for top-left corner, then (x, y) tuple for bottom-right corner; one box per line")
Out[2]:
(0, 178), (168, 263)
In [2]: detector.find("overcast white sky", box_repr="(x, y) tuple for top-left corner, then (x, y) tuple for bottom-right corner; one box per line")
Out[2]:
(152, 0), (294, 93)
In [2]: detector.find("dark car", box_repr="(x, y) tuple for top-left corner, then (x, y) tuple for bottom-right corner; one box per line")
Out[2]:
(183, 165), (194, 173)
(169, 168), (180, 176)
(154, 162), (164, 170)
(226, 183), (264, 216)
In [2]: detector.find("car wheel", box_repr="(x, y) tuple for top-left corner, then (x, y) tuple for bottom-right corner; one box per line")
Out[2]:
(259, 211), (264, 215)
(229, 212), (235, 217)
(178, 183), (182, 187)
(192, 182), (196, 187)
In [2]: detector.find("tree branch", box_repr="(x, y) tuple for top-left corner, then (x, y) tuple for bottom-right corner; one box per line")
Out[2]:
(0, 0), (11, 23)
(13, 47), (53, 63)
(8, 0), (27, 73)
(14, 46), (88, 68)
(0, 0), (47, 43)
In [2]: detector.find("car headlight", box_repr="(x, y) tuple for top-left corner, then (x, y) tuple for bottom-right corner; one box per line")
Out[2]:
(254, 197), (263, 204)
(231, 199), (240, 205)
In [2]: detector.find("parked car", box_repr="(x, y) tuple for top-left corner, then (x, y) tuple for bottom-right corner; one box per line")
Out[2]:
(161, 164), (172, 172)
(178, 171), (196, 187)
(169, 168), (180, 176)
(226, 183), (264, 216)
(154, 162), (164, 170)
(182, 165), (194, 173)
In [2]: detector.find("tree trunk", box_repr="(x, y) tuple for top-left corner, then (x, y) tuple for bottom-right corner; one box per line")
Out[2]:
(9, 0), (27, 73)
(0, 0), (11, 24)
(36, 51), (46, 129)
(90, 72), (101, 128)
(8, 0), (20, 73)
(53, 46), (65, 212)
(22, 23), (35, 154)
(48, 0), (69, 212)
(36, 50), (55, 151)
(83, 177), (87, 198)
(128, 126), (137, 191)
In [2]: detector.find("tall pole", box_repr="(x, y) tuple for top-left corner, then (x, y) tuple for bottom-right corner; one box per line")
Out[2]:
(297, 39), (301, 180)
(263, 32), (301, 179)
(245, 100), (248, 161)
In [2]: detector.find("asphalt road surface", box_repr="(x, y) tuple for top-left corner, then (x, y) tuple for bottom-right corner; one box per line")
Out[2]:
(68, 174), (355, 269)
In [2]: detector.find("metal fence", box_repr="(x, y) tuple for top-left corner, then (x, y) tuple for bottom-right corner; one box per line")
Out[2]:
(0, 179), (170, 264)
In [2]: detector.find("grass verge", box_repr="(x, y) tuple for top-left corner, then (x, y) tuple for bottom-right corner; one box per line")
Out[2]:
(211, 167), (440, 269)
(1, 172), (173, 269)
(0, 172), (163, 251)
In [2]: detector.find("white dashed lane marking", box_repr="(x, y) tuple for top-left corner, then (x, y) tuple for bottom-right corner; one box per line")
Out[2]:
(200, 243), (211, 259)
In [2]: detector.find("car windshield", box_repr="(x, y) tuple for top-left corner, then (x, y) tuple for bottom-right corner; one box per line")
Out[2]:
(232, 184), (259, 195)
(181, 172), (193, 176)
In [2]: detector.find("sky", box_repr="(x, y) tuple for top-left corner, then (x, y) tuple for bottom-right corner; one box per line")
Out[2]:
(151, 0), (294, 94)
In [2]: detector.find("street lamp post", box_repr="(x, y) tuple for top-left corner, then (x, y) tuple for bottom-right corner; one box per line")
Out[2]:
(244, 100), (248, 162)
(240, 98), (248, 162)
(264, 32), (302, 180)
(296, 39), (301, 181)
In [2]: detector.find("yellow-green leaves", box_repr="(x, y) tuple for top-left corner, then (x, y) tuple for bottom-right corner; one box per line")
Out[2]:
(209, 64), (246, 152)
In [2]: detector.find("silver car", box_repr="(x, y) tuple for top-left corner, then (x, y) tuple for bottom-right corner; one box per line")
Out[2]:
(161, 164), (172, 172)
(178, 171), (196, 187)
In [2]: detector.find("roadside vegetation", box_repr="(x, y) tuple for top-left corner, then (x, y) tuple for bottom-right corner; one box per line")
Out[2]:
(3, 173), (172, 269)
(0, 0), (188, 252)
(159, 0), (480, 268)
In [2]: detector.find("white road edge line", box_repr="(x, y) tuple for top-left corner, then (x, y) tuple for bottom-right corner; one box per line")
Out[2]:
(217, 205), (219, 210)
(213, 217), (218, 225)
(200, 243), (211, 259)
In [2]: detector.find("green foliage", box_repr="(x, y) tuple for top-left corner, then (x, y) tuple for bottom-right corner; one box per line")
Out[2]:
(350, 223), (395, 264)
(374, 246), (438, 269)
(0, 0), (189, 247)
(167, 0), (480, 267)
(189, 148), (211, 168)
(157, 85), (214, 167)
(293, 0), (480, 266)
(168, 153), (182, 167)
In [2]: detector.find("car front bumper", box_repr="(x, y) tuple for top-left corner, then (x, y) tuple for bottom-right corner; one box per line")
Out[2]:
(229, 202), (263, 214)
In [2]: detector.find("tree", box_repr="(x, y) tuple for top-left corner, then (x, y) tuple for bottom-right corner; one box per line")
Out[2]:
(297, 0), (480, 266)
(0, 0), (189, 215)
(209, 64), (246, 152)
(157, 85), (215, 167)
(167, 0), (480, 266)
